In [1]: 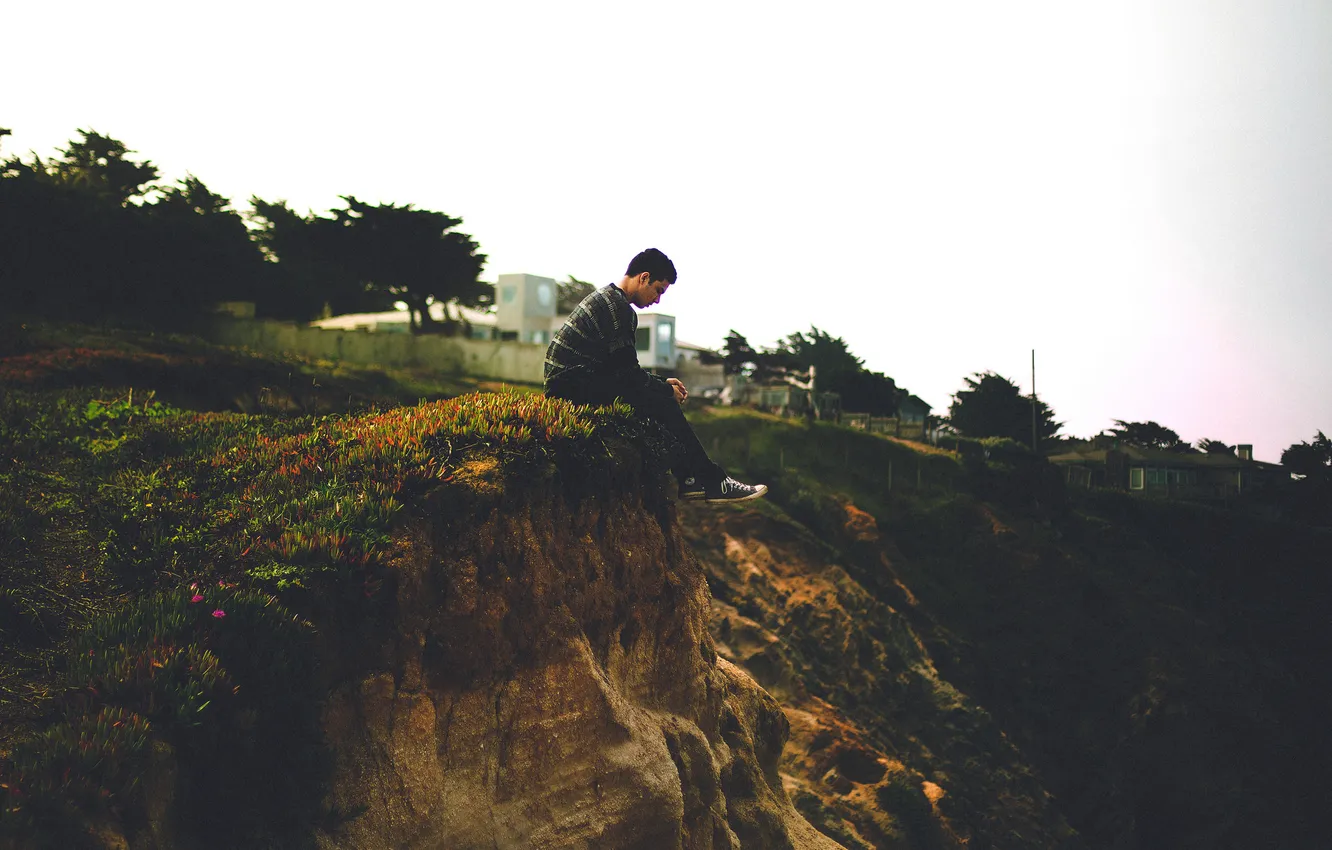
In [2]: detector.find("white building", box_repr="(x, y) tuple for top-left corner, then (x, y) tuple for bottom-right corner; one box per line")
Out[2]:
(634, 312), (676, 371)
(494, 273), (558, 345)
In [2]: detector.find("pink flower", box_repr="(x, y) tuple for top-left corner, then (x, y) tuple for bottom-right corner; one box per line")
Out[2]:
(211, 609), (226, 618)
(190, 594), (204, 603)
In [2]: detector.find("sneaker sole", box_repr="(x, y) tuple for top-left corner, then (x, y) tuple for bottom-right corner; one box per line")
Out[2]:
(703, 485), (768, 503)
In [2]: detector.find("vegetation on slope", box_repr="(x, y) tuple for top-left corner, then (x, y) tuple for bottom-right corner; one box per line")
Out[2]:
(0, 323), (644, 848)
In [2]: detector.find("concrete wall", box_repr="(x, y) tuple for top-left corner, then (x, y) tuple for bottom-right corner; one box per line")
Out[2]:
(676, 359), (725, 393)
(204, 318), (547, 384)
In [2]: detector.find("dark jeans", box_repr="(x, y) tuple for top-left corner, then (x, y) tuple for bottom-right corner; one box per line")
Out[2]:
(546, 373), (725, 484)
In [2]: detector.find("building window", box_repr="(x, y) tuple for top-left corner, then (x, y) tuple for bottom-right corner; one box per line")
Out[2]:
(636, 327), (651, 351)
(536, 283), (553, 307)
(500, 286), (516, 304)
(1130, 468), (1144, 490)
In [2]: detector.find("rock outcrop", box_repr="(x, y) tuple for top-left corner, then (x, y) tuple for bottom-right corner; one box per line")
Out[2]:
(683, 501), (1077, 849)
(315, 453), (841, 849)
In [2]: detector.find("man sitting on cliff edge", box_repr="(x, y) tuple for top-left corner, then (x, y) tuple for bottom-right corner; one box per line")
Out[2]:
(544, 248), (768, 503)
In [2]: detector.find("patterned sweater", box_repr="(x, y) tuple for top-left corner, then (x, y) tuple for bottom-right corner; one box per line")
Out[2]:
(543, 283), (665, 393)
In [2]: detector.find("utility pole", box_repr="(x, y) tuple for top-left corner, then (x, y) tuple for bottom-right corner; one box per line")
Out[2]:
(1031, 349), (1038, 453)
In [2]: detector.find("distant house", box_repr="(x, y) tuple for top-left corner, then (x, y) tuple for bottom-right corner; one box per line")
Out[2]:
(634, 312), (677, 371)
(312, 302), (496, 336)
(728, 372), (841, 420)
(675, 340), (725, 396)
(1048, 442), (1285, 498)
(896, 394), (931, 426)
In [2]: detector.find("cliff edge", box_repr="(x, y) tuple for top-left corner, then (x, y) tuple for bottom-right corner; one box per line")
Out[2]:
(316, 444), (841, 849)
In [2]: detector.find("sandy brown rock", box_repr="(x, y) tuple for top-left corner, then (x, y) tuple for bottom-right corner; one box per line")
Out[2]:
(314, 452), (841, 849)
(684, 502), (1077, 849)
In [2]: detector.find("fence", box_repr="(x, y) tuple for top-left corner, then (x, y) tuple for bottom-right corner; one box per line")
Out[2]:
(842, 413), (927, 440)
(202, 317), (547, 384)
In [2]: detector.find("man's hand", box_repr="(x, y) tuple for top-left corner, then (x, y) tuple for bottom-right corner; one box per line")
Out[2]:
(666, 378), (688, 404)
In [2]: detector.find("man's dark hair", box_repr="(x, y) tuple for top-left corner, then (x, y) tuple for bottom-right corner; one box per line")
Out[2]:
(626, 248), (677, 284)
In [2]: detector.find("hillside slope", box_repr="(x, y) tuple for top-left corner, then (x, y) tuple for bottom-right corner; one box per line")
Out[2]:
(3, 326), (1325, 849)
(685, 409), (1332, 849)
(1, 326), (845, 848)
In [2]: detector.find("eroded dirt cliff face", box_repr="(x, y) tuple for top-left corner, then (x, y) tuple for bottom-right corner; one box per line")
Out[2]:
(682, 502), (1078, 850)
(314, 452), (841, 850)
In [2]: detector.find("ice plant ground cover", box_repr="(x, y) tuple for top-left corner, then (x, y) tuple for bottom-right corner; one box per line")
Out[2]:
(0, 327), (645, 848)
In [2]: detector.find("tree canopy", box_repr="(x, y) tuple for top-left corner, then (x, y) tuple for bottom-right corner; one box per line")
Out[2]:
(1196, 438), (1235, 455)
(2, 126), (491, 328)
(1282, 431), (1331, 483)
(947, 371), (1060, 445)
(1, 129), (262, 325)
(720, 327), (900, 415)
(1107, 420), (1195, 452)
(248, 196), (489, 330)
(557, 276), (596, 313)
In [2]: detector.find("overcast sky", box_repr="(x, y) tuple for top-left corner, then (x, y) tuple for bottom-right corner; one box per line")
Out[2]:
(5, 0), (1330, 461)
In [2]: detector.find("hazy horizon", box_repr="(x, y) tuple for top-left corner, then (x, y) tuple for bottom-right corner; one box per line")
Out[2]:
(5, 0), (1330, 462)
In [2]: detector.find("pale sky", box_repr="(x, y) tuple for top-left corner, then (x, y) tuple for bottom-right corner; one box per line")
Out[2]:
(5, 0), (1330, 462)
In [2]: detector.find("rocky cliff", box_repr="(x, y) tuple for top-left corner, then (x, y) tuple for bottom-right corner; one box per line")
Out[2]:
(313, 451), (841, 849)
(0, 369), (856, 849)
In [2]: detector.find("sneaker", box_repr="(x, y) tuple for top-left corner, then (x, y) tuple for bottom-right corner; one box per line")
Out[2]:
(700, 476), (768, 503)
(678, 475), (706, 500)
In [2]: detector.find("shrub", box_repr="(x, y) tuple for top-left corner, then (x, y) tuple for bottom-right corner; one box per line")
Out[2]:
(0, 707), (152, 846)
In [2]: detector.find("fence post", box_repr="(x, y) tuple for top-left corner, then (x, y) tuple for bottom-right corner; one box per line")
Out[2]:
(888, 460), (893, 490)
(780, 447), (785, 470)
(917, 464), (922, 491)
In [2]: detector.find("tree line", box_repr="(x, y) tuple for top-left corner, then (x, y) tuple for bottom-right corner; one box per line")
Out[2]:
(0, 127), (488, 329)
(716, 329), (1330, 513)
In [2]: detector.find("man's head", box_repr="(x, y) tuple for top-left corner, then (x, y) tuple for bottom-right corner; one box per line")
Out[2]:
(620, 248), (676, 308)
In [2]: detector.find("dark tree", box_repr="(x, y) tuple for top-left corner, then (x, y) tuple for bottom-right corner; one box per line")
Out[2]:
(721, 331), (760, 377)
(557, 276), (597, 313)
(45, 129), (160, 205)
(770, 327), (898, 414)
(142, 175), (265, 309)
(1, 128), (241, 325)
(1197, 438), (1235, 455)
(248, 198), (385, 321)
(1281, 431), (1332, 483)
(720, 330), (800, 382)
(329, 197), (489, 333)
(772, 327), (864, 380)
(948, 371), (1061, 444)
(1280, 432), (1332, 524)
(1109, 420), (1194, 452)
